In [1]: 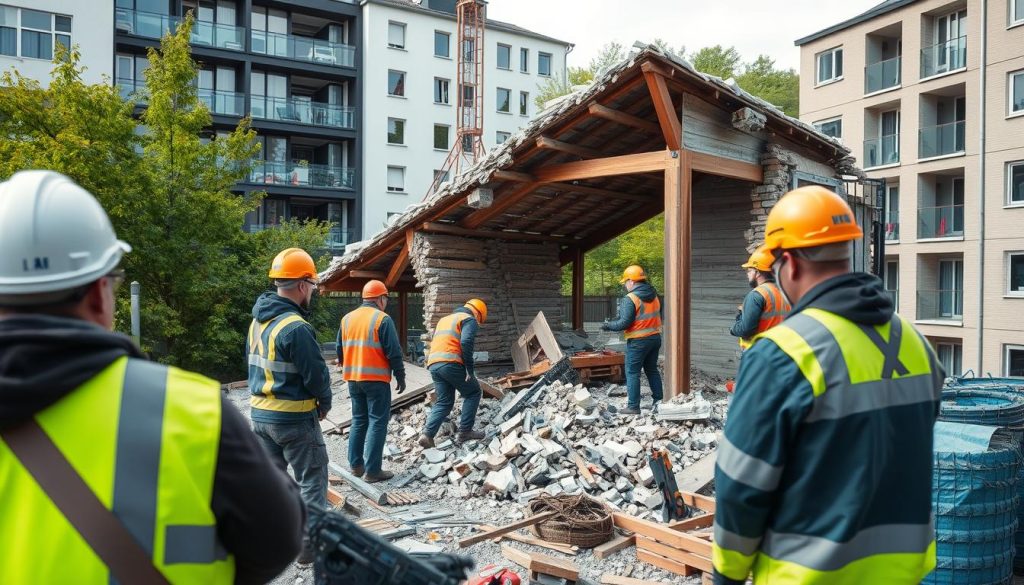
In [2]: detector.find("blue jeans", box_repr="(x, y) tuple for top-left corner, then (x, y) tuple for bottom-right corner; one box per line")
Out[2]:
(626, 335), (663, 408)
(423, 362), (482, 437)
(347, 381), (392, 475)
(252, 417), (328, 511)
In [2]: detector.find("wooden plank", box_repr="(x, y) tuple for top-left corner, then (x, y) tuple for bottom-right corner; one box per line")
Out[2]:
(571, 247), (584, 330)
(349, 270), (387, 279)
(458, 511), (557, 548)
(536, 136), (604, 159)
(592, 534), (636, 559)
(589, 103), (662, 134)
(663, 148), (692, 398)
(461, 181), (543, 229)
(668, 512), (714, 532)
(328, 462), (388, 505)
(636, 537), (712, 573)
(600, 574), (663, 585)
(636, 549), (697, 577)
(611, 513), (712, 558)
(479, 524), (578, 555)
(680, 491), (716, 513)
(534, 151), (668, 184)
(702, 571), (714, 585)
(675, 452), (717, 494)
(492, 169), (536, 183)
(500, 545), (579, 581)
(397, 290), (408, 359)
(420, 221), (571, 244)
(326, 486), (345, 508)
(516, 311), (563, 365)
(385, 230), (413, 289)
(641, 64), (682, 150)
(690, 151), (762, 183)
(571, 450), (596, 485)
(547, 181), (654, 203)
(479, 380), (506, 400)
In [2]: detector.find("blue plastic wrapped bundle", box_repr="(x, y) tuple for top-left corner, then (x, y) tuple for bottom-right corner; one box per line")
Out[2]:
(939, 389), (1024, 428)
(949, 376), (1024, 395)
(926, 422), (1020, 585)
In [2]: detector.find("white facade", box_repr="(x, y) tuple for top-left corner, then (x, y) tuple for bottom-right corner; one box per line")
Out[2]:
(0, 0), (113, 86)
(360, 0), (570, 238)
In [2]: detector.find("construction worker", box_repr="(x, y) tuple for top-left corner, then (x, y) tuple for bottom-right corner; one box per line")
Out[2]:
(712, 186), (943, 585)
(0, 171), (303, 584)
(247, 246), (332, 565)
(418, 299), (488, 447)
(601, 265), (663, 414)
(337, 280), (406, 482)
(730, 244), (791, 350)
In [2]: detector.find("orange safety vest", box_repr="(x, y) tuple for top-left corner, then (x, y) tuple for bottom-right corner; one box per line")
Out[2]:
(426, 312), (472, 367)
(340, 306), (392, 382)
(624, 293), (662, 340)
(738, 282), (791, 349)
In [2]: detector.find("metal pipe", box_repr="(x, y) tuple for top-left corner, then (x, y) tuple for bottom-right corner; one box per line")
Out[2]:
(977, 0), (988, 373)
(130, 281), (141, 345)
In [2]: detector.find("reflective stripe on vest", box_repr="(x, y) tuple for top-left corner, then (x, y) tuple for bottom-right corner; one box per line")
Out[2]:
(426, 312), (472, 366)
(248, 313), (317, 412)
(0, 357), (234, 584)
(713, 308), (939, 583)
(624, 293), (662, 339)
(340, 306), (392, 382)
(739, 283), (792, 350)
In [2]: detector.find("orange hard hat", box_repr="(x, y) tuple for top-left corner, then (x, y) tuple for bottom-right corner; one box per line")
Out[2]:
(763, 186), (863, 252)
(741, 245), (775, 272)
(269, 248), (318, 281)
(620, 265), (646, 284)
(465, 298), (487, 324)
(362, 280), (389, 299)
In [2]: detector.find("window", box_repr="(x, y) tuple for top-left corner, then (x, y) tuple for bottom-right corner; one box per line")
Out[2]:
(433, 169), (450, 184)
(884, 260), (899, 307)
(387, 118), (405, 145)
(1010, 70), (1024, 116)
(497, 43), (511, 69)
(462, 134), (474, 151)
(520, 91), (529, 116)
(387, 21), (405, 49)
(387, 70), (405, 96)
(0, 6), (14, 56)
(885, 184), (899, 241)
(496, 87), (511, 113)
(461, 85), (475, 107)
(520, 47), (529, 72)
(434, 77), (450, 104)
(935, 342), (963, 376)
(433, 124), (449, 150)
(434, 30), (449, 58)
(496, 131), (511, 144)
(1009, 252), (1024, 296)
(0, 7), (71, 60)
(813, 117), (842, 139)
(1005, 345), (1024, 377)
(1009, 161), (1024, 205)
(386, 166), (405, 192)
(816, 47), (843, 84)
(1013, 0), (1024, 26)
(938, 259), (964, 318)
(538, 52), (552, 76)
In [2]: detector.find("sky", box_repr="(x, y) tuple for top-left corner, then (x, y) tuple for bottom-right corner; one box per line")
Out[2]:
(487, 0), (884, 73)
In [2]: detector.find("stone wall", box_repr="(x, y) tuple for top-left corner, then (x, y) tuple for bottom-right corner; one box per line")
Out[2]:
(746, 143), (798, 253)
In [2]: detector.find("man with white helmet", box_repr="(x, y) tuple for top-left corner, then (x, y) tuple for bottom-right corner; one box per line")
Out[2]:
(0, 170), (304, 584)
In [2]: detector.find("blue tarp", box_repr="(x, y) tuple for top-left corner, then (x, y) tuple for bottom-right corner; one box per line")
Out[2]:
(935, 421), (1001, 454)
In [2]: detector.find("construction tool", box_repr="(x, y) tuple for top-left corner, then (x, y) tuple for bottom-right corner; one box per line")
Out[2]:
(469, 565), (522, 585)
(647, 449), (688, 522)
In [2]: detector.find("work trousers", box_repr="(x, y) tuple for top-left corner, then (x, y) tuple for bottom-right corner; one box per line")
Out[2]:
(252, 416), (329, 511)
(625, 335), (664, 408)
(423, 362), (482, 437)
(347, 380), (392, 475)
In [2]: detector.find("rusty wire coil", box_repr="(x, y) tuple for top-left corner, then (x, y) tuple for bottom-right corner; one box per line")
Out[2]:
(527, 493), (613, 548)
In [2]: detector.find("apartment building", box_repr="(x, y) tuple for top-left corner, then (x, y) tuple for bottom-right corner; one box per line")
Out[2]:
(796, 0), (1024, 377)
(359, 0), (571, 237)
(115, 0), (361, 251)
(0, 0), (113, 85)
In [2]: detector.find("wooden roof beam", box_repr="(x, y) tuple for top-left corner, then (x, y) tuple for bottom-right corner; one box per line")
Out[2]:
(492, 169), (535, 183)
(349, 270), (387, 280)
(535, 150), (669, 184)
(690, 151), (763, 183)
(460, 181), (542, 230)
(641, 62), (682, 150)
(588, 103), (662, 135)
(547, 182), (655, 203)
(536, 136), (604, 159)
(384, 230), (413, 289)
(422, 221), (574, 243)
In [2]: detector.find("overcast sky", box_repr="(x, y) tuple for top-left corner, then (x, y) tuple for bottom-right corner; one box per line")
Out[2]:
(487, 0), (883, 73)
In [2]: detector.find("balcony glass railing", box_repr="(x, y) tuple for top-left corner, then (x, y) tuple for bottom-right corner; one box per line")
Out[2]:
(918, 204), (964, 238)
(885, 209), (899, 241)
(250, 30), (355, 67)
(245, 223), (354, 250)
(865, 56), (901, 93)
(116, 78), (147, 103)
(864, 134), (900, 168)
(919, 120), (965, 158)
(248, 161), (355, 189)
(115, 9), (246, 51)
(921, 36), (967, 79)
(250, 96), (355, 129)
(917, 289), (963, 321)
(199, 89), (244, 116)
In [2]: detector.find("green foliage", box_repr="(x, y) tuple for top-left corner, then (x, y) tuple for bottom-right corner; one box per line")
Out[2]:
(562, 215), (665, 296)
(0, 19), (329, 381)
(690, 45), (742, 79)
(735, 55), (800, 117)
(534, 66), (594, 109)
(588, 41), (625, 75)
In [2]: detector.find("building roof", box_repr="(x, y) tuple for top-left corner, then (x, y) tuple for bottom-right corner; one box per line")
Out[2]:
(794, 0), (918, 46)
(362, 0), (574, 48)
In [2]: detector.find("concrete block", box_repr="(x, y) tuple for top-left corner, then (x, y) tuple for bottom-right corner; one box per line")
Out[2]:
(423, 448), (447, 464)
(500, 412), (524, 436)
(485, 454), (509, 471)
(574, 387), (597, 409)
(421, 463), (445, 480)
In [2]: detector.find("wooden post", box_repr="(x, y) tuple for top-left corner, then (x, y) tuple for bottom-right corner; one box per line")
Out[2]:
(398, 291), (409, 358)
(663, 149), (692, 397)
(572, 247), (585, 330)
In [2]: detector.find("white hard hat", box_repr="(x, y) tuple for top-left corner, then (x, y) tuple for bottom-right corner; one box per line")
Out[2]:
(0, 170), (131, 299)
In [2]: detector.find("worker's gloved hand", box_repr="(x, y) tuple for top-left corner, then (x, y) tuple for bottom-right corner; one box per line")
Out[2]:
(395, 377), (406, 394)
(318, 407), (329, 421)
(465, 371), (475, 382)
(600, 319), (611, 331)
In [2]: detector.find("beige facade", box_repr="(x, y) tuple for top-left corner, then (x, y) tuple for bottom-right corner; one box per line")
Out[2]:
(797, 0), (1024, 377)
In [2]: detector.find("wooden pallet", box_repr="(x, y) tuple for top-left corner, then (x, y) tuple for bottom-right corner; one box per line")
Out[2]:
(610, 493), (718, 579)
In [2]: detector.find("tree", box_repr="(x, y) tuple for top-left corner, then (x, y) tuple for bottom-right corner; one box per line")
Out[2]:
(534, 42), (625, 108)
(690, 45), (742, 79)
(651, 38), (686, 59)
(589, 41), (625, 75)
(736, 55), (800, 117)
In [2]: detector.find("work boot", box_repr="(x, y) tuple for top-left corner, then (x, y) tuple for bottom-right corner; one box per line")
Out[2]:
(619, 406), (641, 415)
(417, 434), (435, 448)
(296, 540), (315, 567)
(350, 465), (364, 478)
(364, 470), (394, 483)
(456, 429), (485, 443)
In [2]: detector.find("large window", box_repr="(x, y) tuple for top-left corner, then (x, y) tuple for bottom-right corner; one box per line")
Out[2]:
(1014, 0), (1024, 26)
(1006, 345), (1024, 377)
(520, 91), (529, 116)
(434, 30), (449, 58)
(433, 124), (449, 150)
(816, 47), (843, 85)
(496, 87), (511, 113)
(1010, 70), (1024, 116)
(520, 47), (529, 72)
(386, 166), (405, 193)
(387, 21), (405, 49)
(434, 77), (450, 104)
(1008, 252), (1024, 296)
(497, 43), (511, 69)
(884, 260), (899, 308)
(936, 342), (963, 376)
(813, 117), (842, 139)
(0, 6), (71, 60)
(1009, 161), (1024, 206)
(538, 52), (552, 77)
(387, 118), (405, 145)
(387, 70), (405, 96)
(939, 259), (964, 318)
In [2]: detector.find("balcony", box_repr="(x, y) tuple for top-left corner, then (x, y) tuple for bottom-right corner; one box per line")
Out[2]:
(885, 209), (899, 241)
(864, 134), (900, 168)
(250, 30), (355, 67)
(247, 161), (355, 189)
(921, 36), (966, 79)
(116, 78), (147, 103)
(199, 89), (244, 116)
(918, 204), (964, 239)
(246, 223), (354, 251)
(865, 56), (901, 94)
(919, 121), (965, 159)
(917, 289), (963, 322)
(115, 9), (245, 51)
(250, 96), (355, 129)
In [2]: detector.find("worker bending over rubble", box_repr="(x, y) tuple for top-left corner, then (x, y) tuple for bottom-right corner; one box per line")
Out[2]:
(0, 171), (304, 584)
(712, 186), (943, 585)
(419, 299), (489, 447)
(601, 265), (663, 415)
(338, 280), (405, 482)
(247, 247), (333, 566)
(730, 244), (791, 351)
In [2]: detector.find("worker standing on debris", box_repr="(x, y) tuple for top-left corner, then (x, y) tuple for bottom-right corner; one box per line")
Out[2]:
(730, 245), (791, 351)
(712, 186), (942, 585)
(248, 247), (332, 566)
(419, 299), (488, 447)
(338, 280), (406, 482)
(601, 265), (663, 415)
(0, 171), (304, 584)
